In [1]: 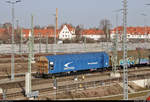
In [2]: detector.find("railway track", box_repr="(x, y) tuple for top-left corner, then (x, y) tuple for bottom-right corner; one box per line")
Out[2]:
(0, 66), (150, 89)
(0, 49), (148, 99)
(4, 72), (150, 100)
(0, 65), (149, 100)
(0, 52), (80, 64)
(0, 72), (38, 80)
(0, 62), (39, 77)
(0, 52), (69, 59)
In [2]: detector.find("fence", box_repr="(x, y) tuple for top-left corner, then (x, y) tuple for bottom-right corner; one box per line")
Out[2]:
(0, 42), (149, 54)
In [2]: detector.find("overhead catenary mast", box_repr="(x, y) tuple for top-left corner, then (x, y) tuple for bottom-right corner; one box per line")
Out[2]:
(20, 28), (23, 54)
(111, 17), (118, 75)
(26, 14), (34, 96)
(122, 0), (128, 100)
(111, 9), (122, 77)
(31, 15), (35, 63)
(141, 13), (147, 48)
(106, 21), (109, 53)
(26, 15), (39, 99)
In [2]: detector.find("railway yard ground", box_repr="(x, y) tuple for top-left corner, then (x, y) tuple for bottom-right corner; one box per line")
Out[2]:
(0, 51), (150, 100)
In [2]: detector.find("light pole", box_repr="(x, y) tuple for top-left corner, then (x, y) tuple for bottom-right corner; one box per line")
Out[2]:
(6, 0), (21, 80)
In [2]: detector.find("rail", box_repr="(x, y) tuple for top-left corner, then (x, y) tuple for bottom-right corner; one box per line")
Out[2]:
(4, 72), (150, 99)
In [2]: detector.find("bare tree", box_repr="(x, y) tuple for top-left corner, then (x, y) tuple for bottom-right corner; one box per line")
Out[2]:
(2, 22), (12, 29)
(47, 25), (55, 29)
(0, 28), (11, 43)
(34, 25), (41, 29)
(75, 25), (83, 43)
(99, 19), (112, 41)
(15, 28), (21, 44)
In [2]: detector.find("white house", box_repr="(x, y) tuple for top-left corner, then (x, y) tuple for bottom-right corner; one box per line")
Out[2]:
(111, 26), (150, 41)
(82, 29), (104, 40)
(58, 24), (75, 40)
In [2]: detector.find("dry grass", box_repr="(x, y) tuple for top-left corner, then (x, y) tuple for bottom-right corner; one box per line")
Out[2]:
(54, 83), (123, 99)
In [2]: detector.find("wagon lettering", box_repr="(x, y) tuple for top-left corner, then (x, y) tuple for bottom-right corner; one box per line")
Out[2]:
(64, 67), (75, 70)
(88, 62), (98, 65)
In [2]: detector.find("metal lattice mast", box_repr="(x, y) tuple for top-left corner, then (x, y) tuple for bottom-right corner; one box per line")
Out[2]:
(122, 0), (128, 100)
(112, 15), (118, 74)
(27, 14), (34, 94)
(107, 23), (109, 53)
(27, 34), (32, 93)
(141, 13), (147, 47)
(16, 20), (19, 52)
(27, 22), (31, 94)
(145, 4), (150, 42)
(143, 14), (147, 46)
(11, 3), (15, 80)
(31, 15), (34, 61)
(112, 9), (122, 74)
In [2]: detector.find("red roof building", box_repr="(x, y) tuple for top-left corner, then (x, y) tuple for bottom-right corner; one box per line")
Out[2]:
(111, 26), (150, 40)
(82, 29), (104, 40)
(22, 28), (57, 38)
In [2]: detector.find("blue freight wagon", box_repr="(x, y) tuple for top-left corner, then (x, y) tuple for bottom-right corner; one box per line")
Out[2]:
(37, 52), (109, 76)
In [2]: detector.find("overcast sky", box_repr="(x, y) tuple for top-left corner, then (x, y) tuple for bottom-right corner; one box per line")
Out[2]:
(0, 0), (150, 29)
